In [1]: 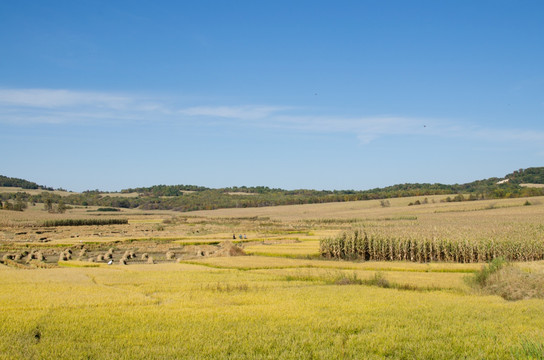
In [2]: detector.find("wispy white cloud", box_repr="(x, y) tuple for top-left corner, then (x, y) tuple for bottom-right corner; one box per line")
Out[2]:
(0, 88), (169, 124)
(178, 105), (289, 120)
(0, 88), (131, 109)
(1, 88), (543, 145)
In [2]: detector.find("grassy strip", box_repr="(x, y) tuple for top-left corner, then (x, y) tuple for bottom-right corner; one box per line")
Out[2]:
(242, 251), (321, 259)
(284, 271), (452, 292)
(58, 261), (101, 268)
(177, 260), (320, 271)
(178, 259), (477, 273)
(434, 203), (525, 214)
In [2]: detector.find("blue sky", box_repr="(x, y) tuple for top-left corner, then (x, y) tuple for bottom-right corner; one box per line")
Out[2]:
(1, 1), (543, 192)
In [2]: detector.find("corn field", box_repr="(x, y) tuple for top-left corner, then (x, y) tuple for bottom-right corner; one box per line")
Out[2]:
(320, 228), (544, 263)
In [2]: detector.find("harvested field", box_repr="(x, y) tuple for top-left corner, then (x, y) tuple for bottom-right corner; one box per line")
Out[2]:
(1, 195), (544, 358)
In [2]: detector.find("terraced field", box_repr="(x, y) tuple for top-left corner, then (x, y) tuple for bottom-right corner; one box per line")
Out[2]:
(1, 195), (544, 359)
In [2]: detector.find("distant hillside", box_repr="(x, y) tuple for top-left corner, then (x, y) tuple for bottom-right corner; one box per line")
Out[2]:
(504, 167), (544, 184)
(1, 167), (543, 212)
(0, 175), (53, 190)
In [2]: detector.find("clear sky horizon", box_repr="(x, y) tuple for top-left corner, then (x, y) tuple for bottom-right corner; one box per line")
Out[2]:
(1, 1), (543, 192)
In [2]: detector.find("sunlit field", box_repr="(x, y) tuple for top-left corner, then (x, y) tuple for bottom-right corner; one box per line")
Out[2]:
(1, 195), (544, 359)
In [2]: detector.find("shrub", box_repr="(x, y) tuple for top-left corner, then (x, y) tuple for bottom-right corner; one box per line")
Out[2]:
(366, 272), (391, 288)
(466, 258), (544, 301)
(484, 266), (544, 301)
(333, 272), (363, 285)
(469, 257), (507, 287)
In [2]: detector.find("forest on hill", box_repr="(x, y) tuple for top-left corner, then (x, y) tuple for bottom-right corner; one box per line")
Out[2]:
(0, 175), (53, 191)
(1, 167), (544, 212)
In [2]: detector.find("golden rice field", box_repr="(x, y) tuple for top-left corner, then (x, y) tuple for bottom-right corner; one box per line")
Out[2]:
(1, 260), (544, 359)
(1, 195), (544, 358)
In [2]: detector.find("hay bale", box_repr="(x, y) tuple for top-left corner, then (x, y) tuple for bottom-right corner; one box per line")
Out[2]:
(107, 248), (115, 254)
(123, 250), (136, 260)
(96, 254), (105, 261)
(36, 252), (45, 261)
(166, 251), (175, 260)
(104, 252), (113, 260)
(147, 256), (154, 264)
(141, 253), (149, 260)
(14, 253), (23, 261)
(212, 241), (246, 257)
(2, 254), (14, 261)
(119, 258), (127, 265)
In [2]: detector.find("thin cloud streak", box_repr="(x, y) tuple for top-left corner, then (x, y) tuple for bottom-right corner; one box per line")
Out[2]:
(1, 88), (543, 144)
(179, 105), (290, 120)
(0, 88), (131, 109)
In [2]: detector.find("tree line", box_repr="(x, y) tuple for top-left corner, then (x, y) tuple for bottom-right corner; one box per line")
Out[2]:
(1, 167), (544, 212)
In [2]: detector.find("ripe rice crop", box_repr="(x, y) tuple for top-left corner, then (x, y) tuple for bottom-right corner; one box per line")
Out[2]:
(320, 228), (544, 263)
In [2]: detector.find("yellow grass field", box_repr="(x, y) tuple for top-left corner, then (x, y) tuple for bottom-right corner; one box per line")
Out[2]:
(1, 195), (544, 358)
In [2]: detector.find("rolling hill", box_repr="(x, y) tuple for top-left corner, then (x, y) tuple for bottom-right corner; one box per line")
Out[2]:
(1, 167), (543, 212)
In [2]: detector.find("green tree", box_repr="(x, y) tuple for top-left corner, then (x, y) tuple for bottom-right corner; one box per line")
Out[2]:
(13, 199), (27, 211)
(56, 200), (67, 214)
(44, 199), (54, 212)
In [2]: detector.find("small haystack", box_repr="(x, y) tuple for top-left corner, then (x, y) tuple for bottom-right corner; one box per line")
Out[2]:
(2, 254), (14, 261)
(60, 251), (72, 261)
(211, 241), (245, 257)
